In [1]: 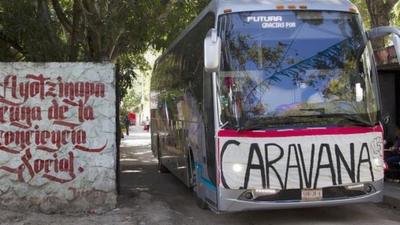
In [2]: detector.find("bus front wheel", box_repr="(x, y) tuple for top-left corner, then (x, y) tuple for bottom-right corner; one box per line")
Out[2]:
(157, 159), (169, 173)
(194, 190), (208, 210)
(157, 149), (169, 173)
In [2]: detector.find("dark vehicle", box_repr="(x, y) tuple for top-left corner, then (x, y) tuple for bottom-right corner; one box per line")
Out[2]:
(384, 150), (400, 179)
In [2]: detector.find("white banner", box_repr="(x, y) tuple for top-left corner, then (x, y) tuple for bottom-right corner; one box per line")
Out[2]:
(219, 132), (383, 190)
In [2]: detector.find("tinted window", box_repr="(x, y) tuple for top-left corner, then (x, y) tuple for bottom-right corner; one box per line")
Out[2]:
(218, 11), (379, 129)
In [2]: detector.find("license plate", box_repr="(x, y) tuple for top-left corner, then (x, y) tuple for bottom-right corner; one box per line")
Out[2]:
(301, 189), (323, 201)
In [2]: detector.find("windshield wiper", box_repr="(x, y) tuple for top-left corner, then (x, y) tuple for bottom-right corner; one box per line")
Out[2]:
(235, 116), (313, 131)
(219, 118), (245, 131)
(336, 114), (375, 127)
(286, 113), (375, 127)
(305, 113), (375, 127)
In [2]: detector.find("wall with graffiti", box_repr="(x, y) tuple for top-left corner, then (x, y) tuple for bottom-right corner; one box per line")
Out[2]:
(0, 63), (116, 213)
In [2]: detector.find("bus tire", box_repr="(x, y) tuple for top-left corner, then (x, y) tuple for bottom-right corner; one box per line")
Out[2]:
(187, 149), (195, 187)
(194, 191), (208, 210)
(158, 158), (169, 173)
(157, 145), (169, 173)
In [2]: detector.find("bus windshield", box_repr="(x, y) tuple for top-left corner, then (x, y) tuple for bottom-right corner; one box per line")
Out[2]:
(217, 11), (380, 130)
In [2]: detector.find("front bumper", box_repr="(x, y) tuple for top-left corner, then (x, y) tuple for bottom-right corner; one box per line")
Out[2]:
(217, 180), (383, 212)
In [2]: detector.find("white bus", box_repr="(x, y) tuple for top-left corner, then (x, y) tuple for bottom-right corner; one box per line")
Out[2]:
(151, 0), (400, 212)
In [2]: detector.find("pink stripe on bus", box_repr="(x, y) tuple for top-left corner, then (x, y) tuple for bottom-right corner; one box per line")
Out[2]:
(218, 126), (383, 138)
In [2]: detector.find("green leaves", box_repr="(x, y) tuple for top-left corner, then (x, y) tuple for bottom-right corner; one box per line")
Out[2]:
(351, 0), (398, 49)
(393, 1), (400, 26)
(0, 0), (210, 99)
(0, 0), (210, 62)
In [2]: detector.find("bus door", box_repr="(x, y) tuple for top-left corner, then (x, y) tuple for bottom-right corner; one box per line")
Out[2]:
(199, 71), (218, 207)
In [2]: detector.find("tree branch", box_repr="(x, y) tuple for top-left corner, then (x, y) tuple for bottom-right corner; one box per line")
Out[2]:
(82, 0), (100, 17)
(37, 0), (59, 46)
(51, 0), (73, 33)
(365, 0), (377, 26)
(69, 0), (82, 61)
(80, 0), (107, 60)
(386, 0), (398, 8)
(157, 0), (174, 21)
(0, 30), (25, 54)
(109, 30), (125, 61)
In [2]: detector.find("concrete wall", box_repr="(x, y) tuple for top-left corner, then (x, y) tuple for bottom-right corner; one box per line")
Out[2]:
(0, 63), (117, 213)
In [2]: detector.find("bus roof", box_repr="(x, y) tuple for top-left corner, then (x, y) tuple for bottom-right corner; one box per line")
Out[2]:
(155, 0), (358, 65)
(214, 0), (357, 15)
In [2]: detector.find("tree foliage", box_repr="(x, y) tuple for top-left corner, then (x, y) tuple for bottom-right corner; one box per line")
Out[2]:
(364, 0), (398, 27)
(151, 0), (210, 50)
(0, 0), (210, 61)
(393, 1), (400, 26)
(1, 0), (397, 98)
(1, 0), (158, 62)
(350, 0), (371, 27)
(1, 0), (398, 61)
(351, 0), (399, 48)
(0, 0), (210, 100)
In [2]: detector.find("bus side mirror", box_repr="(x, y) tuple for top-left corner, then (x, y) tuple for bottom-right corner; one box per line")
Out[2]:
(367, 26), (400, 65)
(204, 28), (221, 73)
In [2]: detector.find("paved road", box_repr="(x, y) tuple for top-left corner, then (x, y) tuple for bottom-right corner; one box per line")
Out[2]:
(119, 127), (400, 225)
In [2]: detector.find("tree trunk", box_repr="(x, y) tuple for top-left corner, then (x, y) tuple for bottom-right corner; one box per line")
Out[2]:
(80, 0), (105, 61)
(365, 0), (397, 49)
(37, 0), (63, 60)
(51, 0), (72, 33)
(70, 0), (82, 61)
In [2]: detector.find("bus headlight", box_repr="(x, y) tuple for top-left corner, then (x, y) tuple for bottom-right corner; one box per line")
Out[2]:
(373, 158), (382, 167)
(232, 163), (243, 173)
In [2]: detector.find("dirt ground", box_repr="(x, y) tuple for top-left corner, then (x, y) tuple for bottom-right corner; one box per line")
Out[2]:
(0, 127), (174, 225)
